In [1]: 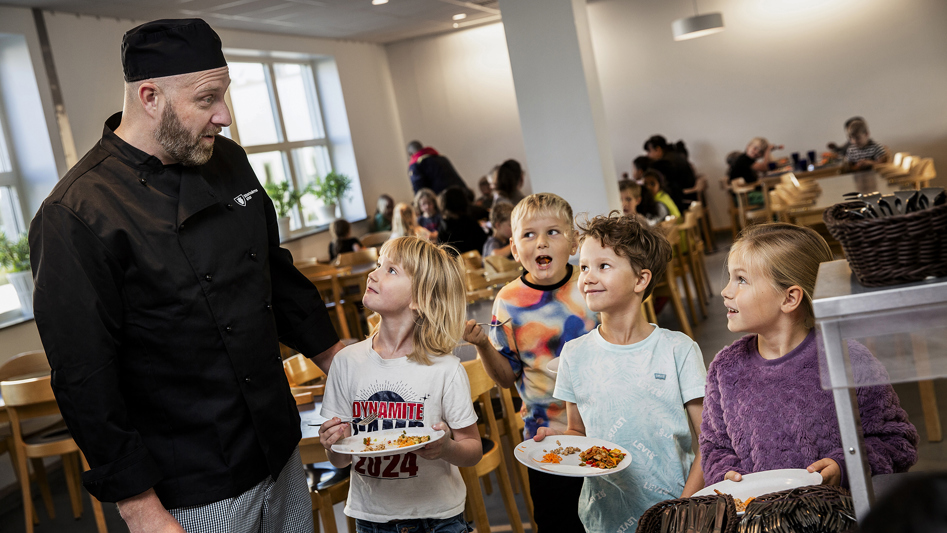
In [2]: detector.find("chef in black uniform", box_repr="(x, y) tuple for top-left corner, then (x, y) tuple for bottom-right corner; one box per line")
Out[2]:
(29, 19), (342, 533)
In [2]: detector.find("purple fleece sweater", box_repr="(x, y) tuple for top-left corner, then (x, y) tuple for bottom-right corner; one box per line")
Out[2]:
(700, 330), (918, 486)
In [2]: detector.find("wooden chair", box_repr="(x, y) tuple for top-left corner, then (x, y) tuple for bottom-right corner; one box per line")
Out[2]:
(359, 231), (390, 249)
(1, 374), (107, 533)
(650, 223), (694, 339)
(497, 386), (536, 532)
(303, 462), (355, 533)
(0, 351), (61, 525)
(720, 176), (742, 240)
(283, 353), (326, 398)
(684, 175), (716, 252)
(308, 272), (354, 340)
(334, 248), (378, 269)
(460, 359), (525, 533)
(732, 182), (773, 231)
(680, 208), (711, 317)
(296, 259), (338, 279)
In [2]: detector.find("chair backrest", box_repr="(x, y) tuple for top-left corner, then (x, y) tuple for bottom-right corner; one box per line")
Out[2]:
(297, 261), (338, 279)
(462, 358), (495, 400)
(0, 350), (50, 383)
(334, 248), (378, 268)
(460, 250), (483, 271)
(283, 353), (325, 386)
(483, 255), (521, 275)
(0, 375), (56, 410)
(359, 231), (391, 248)
(337, 271), (369, 301)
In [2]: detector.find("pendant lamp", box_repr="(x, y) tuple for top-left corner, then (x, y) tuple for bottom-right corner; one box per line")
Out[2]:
(672, 0), (724, 41)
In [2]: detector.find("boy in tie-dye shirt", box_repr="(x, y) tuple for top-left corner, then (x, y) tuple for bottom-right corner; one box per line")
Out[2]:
(464, 193), (596, 532)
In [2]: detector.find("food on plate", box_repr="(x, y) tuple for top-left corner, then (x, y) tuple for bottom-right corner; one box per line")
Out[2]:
(540, 452), (562, 464)
(713, 489), (755, 512)
(579, 445), (626, 469)
(549, 446), (581, 456)
(361, 431), (431, 452)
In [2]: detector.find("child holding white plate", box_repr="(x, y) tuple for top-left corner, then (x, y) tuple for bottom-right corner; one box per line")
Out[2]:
(701, 223), (917, 487)
(537, 212), (707, 532)
(319, 237), (481, 532)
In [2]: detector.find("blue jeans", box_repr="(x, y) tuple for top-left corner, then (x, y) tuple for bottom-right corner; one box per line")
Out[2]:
(355, 513), (471, 533)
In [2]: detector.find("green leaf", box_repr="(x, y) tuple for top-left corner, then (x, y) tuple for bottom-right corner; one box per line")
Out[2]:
(0, 232), (30, 273)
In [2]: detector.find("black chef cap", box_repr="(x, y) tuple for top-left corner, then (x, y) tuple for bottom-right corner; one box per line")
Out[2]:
(122, 19), (227, 82)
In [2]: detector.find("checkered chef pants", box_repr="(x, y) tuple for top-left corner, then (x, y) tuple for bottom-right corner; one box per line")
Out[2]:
(169, 448), (313, 533)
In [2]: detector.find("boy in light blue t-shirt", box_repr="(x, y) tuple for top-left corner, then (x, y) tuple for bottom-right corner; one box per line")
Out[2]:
(538, 212), (706, 532)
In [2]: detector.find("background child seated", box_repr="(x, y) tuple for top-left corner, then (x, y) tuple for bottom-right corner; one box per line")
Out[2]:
(539, 212), (706, 532)
(845, 119), (888, 170)
(390, 202), (431, 242)
(463, 193), (597, 533)
(369, 194), (394, 232)
(701, 223), (917, 487)
(482, 202), (513, 259)
(414, 187), (441, 238)
(642, 169), (681, 220)
(328, 218), (362, 261)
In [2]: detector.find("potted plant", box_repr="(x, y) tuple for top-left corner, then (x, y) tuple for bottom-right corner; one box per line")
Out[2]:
(0, 232), (33, 318)
(311, 171), (353, 222)
(264, 181), (312, 240)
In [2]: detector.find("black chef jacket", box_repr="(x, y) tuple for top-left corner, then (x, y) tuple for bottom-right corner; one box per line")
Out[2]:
(29, 113), (338, 508)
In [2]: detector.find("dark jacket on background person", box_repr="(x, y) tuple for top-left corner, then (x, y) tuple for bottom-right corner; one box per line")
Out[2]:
(409, 147), (469, 195)
(29, 113), (339, 508)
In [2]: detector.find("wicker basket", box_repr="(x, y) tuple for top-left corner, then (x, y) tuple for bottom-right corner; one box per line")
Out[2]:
(737, 485), (855, 533)
(823, 201), (947, 287)
(637, 494), (738, 533)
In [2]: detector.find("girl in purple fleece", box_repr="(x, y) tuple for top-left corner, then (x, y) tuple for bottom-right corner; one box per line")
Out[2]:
(700, 223), (917, 487)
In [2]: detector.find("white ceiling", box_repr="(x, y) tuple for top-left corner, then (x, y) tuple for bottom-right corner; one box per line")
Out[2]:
(1, 0), (502, 44)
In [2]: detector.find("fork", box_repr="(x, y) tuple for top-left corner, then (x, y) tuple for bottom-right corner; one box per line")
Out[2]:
(309, 413), (379, 427)
(476, 318), (511, 328)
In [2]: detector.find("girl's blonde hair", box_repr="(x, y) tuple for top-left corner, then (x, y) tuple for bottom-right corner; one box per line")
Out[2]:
(371, 237), (466, 364)
(391, 202), (417, 237)
(729, 223), (833, 328)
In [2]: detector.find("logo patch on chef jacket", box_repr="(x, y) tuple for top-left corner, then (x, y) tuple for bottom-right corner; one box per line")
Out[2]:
(234, 188), (259, 207)
(654, 373), (666, 380)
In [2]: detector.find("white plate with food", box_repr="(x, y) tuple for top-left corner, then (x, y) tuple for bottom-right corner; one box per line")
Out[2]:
(514, 435), (631, 477)
(694, 468), (823, 502)
(545, 358), (560, 375)
(331, 428), (445, 457)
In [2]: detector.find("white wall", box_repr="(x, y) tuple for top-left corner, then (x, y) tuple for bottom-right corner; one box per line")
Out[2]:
(40, 10), (409, 261)
(386, 0), (947, 228)
(386, 23), (529, 193)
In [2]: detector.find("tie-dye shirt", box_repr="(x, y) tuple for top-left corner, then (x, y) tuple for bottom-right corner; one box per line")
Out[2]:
(555, 326), (706, 533)
(489, 264), (597, 438)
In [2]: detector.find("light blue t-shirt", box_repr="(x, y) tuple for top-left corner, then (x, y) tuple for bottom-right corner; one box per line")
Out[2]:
(554, 325), (706, 533)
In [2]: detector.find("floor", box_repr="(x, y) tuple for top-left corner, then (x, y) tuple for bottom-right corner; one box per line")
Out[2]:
(2, 232), (946, 532)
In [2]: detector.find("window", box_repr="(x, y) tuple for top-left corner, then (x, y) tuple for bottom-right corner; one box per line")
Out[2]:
(0, 97), (26, 320)
(225, 59), (338, 235)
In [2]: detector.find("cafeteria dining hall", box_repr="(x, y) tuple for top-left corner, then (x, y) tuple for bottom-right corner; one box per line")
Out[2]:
(0, 0), (945, 531)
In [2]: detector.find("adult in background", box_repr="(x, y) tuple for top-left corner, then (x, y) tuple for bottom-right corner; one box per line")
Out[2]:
(406, 139), (470, 195)
(644, 135), (696, 212)
(492, 159), (527, 207)
(29, 19), (343, 533)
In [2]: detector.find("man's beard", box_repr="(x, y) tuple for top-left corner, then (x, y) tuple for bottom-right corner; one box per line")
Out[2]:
(154, 102), (221, 166)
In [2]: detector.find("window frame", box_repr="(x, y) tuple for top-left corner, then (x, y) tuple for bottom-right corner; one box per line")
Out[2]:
(223, 57), (335, 238)
(0, 92), (29, 325)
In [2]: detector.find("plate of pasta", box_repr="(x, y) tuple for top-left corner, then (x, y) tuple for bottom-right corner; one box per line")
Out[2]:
(332, 428), (445, 457)
(514, 435), (631, 477)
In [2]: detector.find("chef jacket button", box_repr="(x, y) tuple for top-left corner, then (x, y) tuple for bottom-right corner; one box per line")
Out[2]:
(244, 377), (251, 384)
(179, 223), (185, 231)
(139, 178), (147, 186)
(205, 274), (213, 282)
(266, 304), (272, 310)
(249, 251), (258, 260)
(226, 203), (234, 210)
(225, 325), (233, 333)
(276, 356), (281, 361)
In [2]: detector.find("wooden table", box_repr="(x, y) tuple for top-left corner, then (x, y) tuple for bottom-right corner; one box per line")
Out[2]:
(786, 170), (902, 226)
(298, 400), (329, 464)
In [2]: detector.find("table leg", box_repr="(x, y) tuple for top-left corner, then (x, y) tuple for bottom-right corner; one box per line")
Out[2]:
(822, 320), (874, 520)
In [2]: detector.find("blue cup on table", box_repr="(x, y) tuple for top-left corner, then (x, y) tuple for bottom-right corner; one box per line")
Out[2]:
(791, 152), (800, 166)
(807, 150), (817, 166)
(767, 162), (777, 171)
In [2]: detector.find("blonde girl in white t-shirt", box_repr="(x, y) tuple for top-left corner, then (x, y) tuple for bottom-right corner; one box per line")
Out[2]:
(319, 236), (481, 532)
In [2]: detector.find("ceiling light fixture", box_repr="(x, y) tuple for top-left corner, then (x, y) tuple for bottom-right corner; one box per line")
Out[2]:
(672, 0), (724, 41)
(452, 13), (467, 21)
(372, 0), (388, 5)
